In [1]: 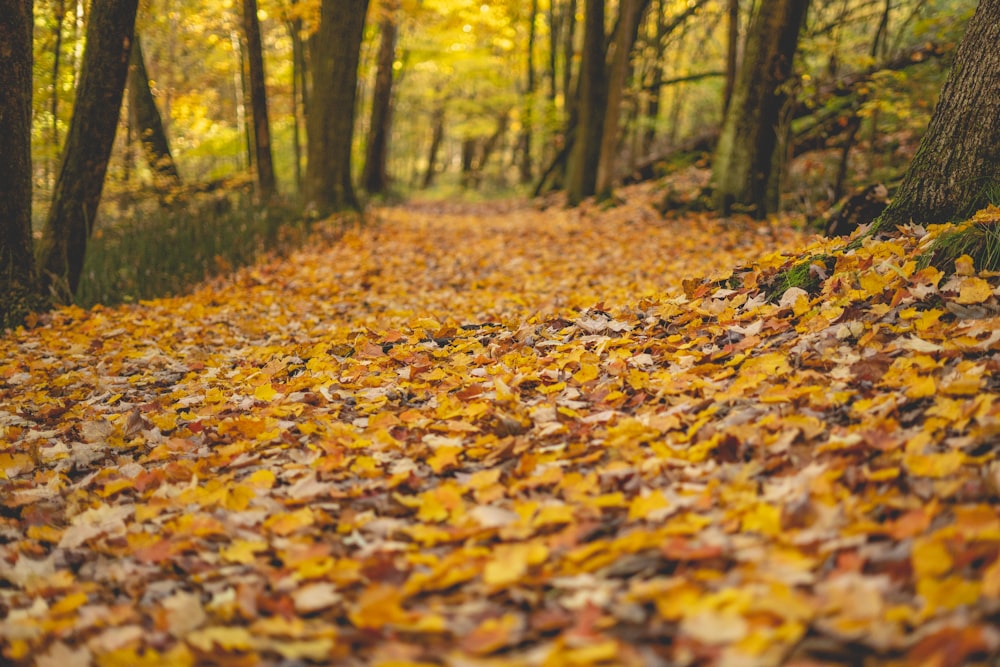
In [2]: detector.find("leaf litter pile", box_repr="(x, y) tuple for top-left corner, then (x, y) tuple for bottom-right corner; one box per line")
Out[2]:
(3, 185), (1000, 666)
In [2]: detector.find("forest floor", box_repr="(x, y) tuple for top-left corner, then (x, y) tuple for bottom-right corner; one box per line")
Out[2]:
(2, 182), (1000, 666)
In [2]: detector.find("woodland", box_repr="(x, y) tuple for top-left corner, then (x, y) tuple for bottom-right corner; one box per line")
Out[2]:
(3, 0), (1000, 665)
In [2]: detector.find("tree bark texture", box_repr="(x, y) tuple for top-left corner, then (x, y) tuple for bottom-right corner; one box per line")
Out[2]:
(565, 0), (607, 206)
(711, 0), (808, 218)
(0, 0), (40, 328)
(127, 33), (181, 189)
(37, 0), (139, 300)
(243, 0), (277, 201)
(879, 0), (1000, 228)
(362, 0), (399, 195)
(517, 0), (538, 185)
(595, 0), (652, 199)
(305, 0), (369, 215)
(723, 0), (738, 115)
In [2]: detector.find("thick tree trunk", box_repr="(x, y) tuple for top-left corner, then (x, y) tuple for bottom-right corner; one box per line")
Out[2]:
(36, 0), (139, 300)
(305, 0), (369, 215)
(243, 0), (277, 202)
(711, 0), (808, 218)
(595, 0), (652, 200)
(127, 33), (181, 189)
(565, 0), (607, 206)
(362, 1), (399, 195)
(878, 0), (1000, 229)
(0, 0), (40, 329)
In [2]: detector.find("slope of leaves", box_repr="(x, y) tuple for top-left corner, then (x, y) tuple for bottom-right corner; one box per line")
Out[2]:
(2, 186), (999, 666)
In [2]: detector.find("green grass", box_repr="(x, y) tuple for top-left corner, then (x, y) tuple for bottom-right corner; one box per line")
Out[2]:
(76, 192), (306, 308)
(920, 216), (1000, 275)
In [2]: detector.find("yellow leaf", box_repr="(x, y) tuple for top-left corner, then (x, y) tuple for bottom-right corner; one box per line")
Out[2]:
(26, 524), (64, 543)
(349, 584), (412, 629)
(483, 542), (548, 587)
(982, 557), (1000, 598)
(917, 575), (980, 616)
(254, 383), (279, 401)
(954, 254), (976, 276)
(50, 591), (89, 616)
(741, 503), (782, 535)
(572, 363), (600, 384)
(186, 625), (255, 652)
(245, 468), (276, 489)
(905, 375), (936, 399)
(955, 276), (992, 304)
(264, 507), (315, 536)
(904, 450), (964, 478)
(427, 445), (462, 474)
(220, 539), (268, 564)
(912, 538), (952, 579)
(222, 484), (255, 511)
(627, 490), (671, 522)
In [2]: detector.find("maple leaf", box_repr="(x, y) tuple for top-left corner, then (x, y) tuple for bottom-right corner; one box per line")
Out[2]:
(3, 188), (1000, 666)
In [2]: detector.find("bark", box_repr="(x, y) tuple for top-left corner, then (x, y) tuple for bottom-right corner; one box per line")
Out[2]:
(723, 0), (738, 115)
(50, 0), (66, 173)
(711, 0), (809, 218)
(243, 0), (277, 201)
(421, 105), (445, 189)
(640, 0), (666, 155)
(547, 0), (558, 101)
(878, 0), (1000, 229)
(565, 0), (607, 206)
(127, 33), (181, 189)
(517, 0), (538, 185)
(362, 0), (399, 195)
(305, 0), (368, 215)
(286, 0), (307, 192)
(595, 0), (652, 199)
(0, 0), (41, 328)
(37, 0), (139, 300)
(562, 0), (577, 109)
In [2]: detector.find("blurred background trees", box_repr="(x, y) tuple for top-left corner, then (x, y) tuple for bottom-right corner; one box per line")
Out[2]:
(1, 0), (983, 320)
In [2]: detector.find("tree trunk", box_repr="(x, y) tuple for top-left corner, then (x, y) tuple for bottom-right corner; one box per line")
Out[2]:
(286, 0), (307, 193)
(517, 0), (538, 185)
(710, 0), (808, 218)
(127, 33), (181, 189)
(36, 0), (139, 300)
(477, 112), (510, 186)
(362, 0), (399, 195)
(0, 0), (41, 329)
(562, 0), (577, 109)
(49, 0), (66, 185)
(243, 0), (277, 202)
(461, 138), (476, 189)
(305, 0), (369, 215)
(641, 0), (666, 155)
(595, 0), (652, 200)
(565, 0), (608, 206)
(878, 0), (1000, 229)
(722, 0), (739, 115)
(421, 105), (445, 189)
(547, 0), (559, 102)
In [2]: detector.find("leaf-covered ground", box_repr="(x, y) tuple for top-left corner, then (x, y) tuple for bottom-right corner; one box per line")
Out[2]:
(2, 184), (999, 666)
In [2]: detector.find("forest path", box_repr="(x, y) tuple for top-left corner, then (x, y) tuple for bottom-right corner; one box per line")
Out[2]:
(3, 191), (999, 666)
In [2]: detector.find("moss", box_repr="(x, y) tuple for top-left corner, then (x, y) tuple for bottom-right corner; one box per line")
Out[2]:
(766, 253), (835, 302)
